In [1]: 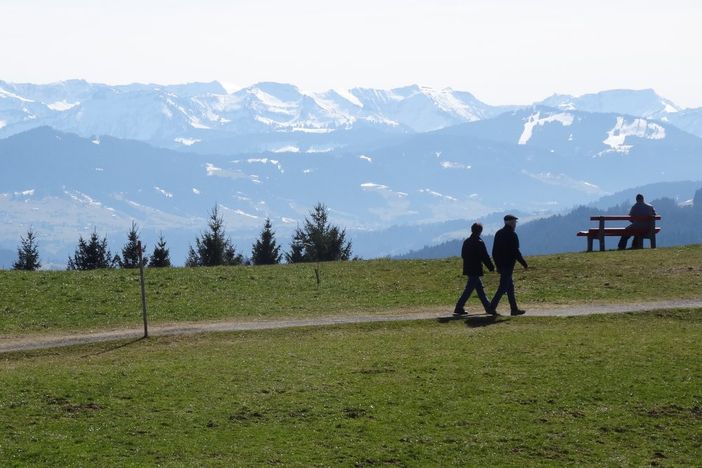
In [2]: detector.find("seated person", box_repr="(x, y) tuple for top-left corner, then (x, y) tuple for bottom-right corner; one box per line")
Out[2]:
(618, 194), (656, 250)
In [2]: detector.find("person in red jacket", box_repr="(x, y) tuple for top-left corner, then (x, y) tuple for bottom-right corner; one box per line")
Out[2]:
(454, 223), (496, 316)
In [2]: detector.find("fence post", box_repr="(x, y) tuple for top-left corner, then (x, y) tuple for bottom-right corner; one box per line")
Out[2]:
(138, 241), (148, 338)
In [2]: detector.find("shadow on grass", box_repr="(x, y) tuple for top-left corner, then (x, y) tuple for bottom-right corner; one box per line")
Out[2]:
(464, 315), (502, 328)
(436, 314), (503, 328)
(81, 337), (146, 358)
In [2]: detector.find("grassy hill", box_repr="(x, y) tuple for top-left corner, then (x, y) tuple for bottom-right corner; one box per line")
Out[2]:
(1, 244), (701, 335)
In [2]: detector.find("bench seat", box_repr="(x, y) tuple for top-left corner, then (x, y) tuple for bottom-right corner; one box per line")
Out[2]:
(576, 227), (661, 238)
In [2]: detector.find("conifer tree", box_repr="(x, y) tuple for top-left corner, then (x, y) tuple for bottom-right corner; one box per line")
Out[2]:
(251, 218), (282, 265)
(119, 221), (148, 268)
(149, 233), (172, 268)
(285, 203), (352, 263)
(13, 228), (41, 271)
(67, 230), (117, 270)
(185, 205), (243, 267)
(286, 229), (306, 264)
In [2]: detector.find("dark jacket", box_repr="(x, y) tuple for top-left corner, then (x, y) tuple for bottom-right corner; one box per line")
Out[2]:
(492, 225), (528, 270)
(629, 201), (656, 229)
(461, 234), (495, 276)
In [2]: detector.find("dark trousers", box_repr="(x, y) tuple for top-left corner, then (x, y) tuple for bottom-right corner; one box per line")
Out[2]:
(618, 224), (644, 250)
(455, 275), (491, 312)
(490, 268), (518, 311)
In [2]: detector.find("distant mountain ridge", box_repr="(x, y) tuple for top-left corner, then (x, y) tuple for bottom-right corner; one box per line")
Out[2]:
(2, 102), (701, 267)
(0, 80), (513, 153)
(3, 80), (702, 267)
(2, 80), (702, 154)
(397, 183), (702, 260)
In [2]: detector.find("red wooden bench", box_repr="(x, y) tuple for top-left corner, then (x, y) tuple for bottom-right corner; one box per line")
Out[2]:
(577, 215), (661, 252)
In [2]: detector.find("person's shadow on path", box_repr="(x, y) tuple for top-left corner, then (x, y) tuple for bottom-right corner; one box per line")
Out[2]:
(436, 314), (502, 328)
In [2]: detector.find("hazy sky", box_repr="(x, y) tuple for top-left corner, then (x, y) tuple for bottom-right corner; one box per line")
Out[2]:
(2, 0), (701, 107)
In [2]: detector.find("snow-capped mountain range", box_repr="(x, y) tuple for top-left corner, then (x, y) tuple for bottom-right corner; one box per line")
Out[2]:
(0, 80), (516, 153)
(2, 79), (701, 154)
(2, 100), (701, 267)
(2, 79), (702, 267)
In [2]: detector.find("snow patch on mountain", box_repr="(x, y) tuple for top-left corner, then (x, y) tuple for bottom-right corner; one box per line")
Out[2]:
(419, 188), (458, 201)
(602, 117), (666, 154)
(233, 209), (259, 219)
(205, 163), (248, 180)
(519, 111), (574, 145)
(0, 88), (34, 102)
(306, 147), (333, 153)
(47, 100), (79, 111)
(0, 120), (6, 130)
(361, 182), (408, 198)
(188, 117), (210, 129)
(154, 186), (174, 198)
(334, 89), (364, 108)
(174, 137), (200, 146)
(272, 145), (300, 153)
(440, 161), (471, 170)
(246, 158), (284, 173)
(422, 87), (483, 121)
(14, 189), (35, 197)
(291, 127), (334, 133)
(65, 190), (102, 207)
(205, 163), (222, 175)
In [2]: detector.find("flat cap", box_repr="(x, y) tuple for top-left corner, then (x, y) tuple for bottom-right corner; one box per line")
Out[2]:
(504, 214), (518, 221)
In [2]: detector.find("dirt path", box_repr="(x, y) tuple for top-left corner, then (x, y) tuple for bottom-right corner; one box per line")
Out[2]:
(2, 299), (701, 354)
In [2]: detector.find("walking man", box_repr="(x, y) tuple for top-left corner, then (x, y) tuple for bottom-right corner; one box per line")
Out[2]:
(618, 194), (656, 250)
(454, 222), (495, 316)
(490, 215), (528, 316)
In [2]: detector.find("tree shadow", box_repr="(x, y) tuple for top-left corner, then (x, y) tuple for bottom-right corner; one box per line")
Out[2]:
(80, 337), (146, 358)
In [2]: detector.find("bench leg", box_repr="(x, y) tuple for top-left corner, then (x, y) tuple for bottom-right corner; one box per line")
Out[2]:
(587, 237), (593, 252)
(651, 235), (656, 249)
(599, 236), (605, 252)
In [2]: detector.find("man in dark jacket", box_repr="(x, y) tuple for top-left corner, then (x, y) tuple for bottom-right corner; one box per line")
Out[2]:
(490, 215), (528, 316)
(454, 223), (495, 316)
(618, 194), (656, 250)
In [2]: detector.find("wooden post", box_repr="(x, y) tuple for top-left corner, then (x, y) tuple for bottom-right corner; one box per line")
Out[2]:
(137, 241), (148, 338)
(587, 235), (593, 252)
(650, 216), (657, 249)
(598, 218), (605, 251)
(314, 261), (321, 288)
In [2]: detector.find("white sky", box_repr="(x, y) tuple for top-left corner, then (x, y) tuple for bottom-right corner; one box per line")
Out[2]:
(2, 0), (701, 107)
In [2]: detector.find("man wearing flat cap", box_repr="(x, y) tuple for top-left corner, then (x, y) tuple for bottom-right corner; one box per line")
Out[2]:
(490, 214), (528, 315)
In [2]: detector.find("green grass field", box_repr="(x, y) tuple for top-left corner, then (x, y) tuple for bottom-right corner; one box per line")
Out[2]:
(1, 310), (701, 466)
(1, 245), (702, 335)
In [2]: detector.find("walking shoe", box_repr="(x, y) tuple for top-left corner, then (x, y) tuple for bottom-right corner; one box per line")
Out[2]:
(485, 308), (498, 316)
(453, 308), (468, 316)
(510, 309), (526, 316)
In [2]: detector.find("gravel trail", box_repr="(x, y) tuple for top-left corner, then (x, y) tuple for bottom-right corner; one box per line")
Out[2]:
(2, 299), (701, 354)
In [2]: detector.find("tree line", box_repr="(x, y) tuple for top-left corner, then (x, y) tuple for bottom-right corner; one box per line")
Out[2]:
(12, 203), (352, 271)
